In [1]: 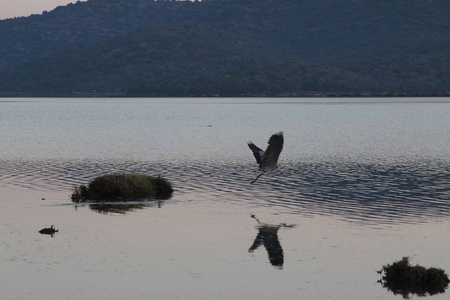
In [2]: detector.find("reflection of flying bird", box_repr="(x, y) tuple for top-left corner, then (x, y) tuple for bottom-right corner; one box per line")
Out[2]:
(248, 223), (284, 269)
(248, 132), (284, 184)
(248, 215), (296, 269)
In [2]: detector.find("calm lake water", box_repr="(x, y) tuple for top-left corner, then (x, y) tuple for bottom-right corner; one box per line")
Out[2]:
(1, 98), (450, 300)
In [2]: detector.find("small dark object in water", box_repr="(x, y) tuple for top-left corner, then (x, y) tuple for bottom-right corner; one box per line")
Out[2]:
(379, 257), (450, 298)
(71, 173), (173, 202)
(39, 225), (59, 237)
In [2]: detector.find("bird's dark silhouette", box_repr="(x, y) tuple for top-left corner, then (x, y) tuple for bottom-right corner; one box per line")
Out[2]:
(248, 131), (284, 184)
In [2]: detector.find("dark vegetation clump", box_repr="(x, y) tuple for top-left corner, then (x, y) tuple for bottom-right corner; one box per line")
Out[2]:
(379, 257), (450, 298)
(71, 174), (173, 202)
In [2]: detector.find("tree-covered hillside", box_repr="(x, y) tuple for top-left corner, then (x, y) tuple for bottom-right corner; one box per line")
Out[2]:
(128, 62), (380, 96)
(0, 0), (449, 96)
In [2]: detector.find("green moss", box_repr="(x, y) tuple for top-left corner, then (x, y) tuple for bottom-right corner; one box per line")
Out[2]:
(71, 174), (173, 202)
(380, 257), (450, 298)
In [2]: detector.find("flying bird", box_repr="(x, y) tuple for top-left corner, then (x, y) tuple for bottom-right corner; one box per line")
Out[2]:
(248, 131), (284, 184)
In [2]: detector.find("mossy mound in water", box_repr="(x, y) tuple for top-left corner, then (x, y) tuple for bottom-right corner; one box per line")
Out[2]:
(380, 257), (450, 298)
(71, 174), (173, 202)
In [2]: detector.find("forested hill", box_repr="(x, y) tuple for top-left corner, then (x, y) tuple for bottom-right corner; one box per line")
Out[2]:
(0, 0), (449, 96)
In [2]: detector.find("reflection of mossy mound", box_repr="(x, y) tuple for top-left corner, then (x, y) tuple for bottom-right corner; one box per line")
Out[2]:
(380, 257), (450, 298)
(71, 174), (173, 202)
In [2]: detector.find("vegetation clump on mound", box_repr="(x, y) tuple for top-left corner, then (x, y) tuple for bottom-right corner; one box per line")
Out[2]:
(71, 174), (173, 202)
(379, 257), (450, 298)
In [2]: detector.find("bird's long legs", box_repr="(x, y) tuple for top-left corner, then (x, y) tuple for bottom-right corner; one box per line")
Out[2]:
(251, 172), (264, 184)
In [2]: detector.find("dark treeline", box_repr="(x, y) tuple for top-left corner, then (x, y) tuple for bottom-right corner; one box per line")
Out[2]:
(0, 0), (449, 96)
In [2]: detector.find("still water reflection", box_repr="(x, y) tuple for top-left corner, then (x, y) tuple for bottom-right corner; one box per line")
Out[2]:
(248, 215), (296, 269)
(80, 200), (165, 215)
(1, 98), (450, 300)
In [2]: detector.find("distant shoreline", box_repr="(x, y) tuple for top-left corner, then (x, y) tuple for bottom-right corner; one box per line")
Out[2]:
(1, 92), (450, 98)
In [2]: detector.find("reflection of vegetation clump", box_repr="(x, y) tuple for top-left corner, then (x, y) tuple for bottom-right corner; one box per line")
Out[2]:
(71, 174), (173, 202)
(380, 257), (450, 298)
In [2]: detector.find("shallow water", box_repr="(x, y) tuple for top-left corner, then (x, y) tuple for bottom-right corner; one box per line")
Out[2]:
(1, 98), (450, 299)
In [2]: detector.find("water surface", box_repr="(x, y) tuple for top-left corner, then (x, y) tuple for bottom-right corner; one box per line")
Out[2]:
(1, 98), (450, 300)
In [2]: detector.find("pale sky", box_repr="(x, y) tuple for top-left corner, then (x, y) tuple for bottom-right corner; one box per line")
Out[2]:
(0, 0), (87, 20)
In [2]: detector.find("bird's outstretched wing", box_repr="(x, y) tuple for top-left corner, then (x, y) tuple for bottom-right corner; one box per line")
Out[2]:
(248, 142), (264, 166)
(261, 132), (283, 170)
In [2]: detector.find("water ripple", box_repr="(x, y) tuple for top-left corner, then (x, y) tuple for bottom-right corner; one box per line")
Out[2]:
(1, 157), (450, 225)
